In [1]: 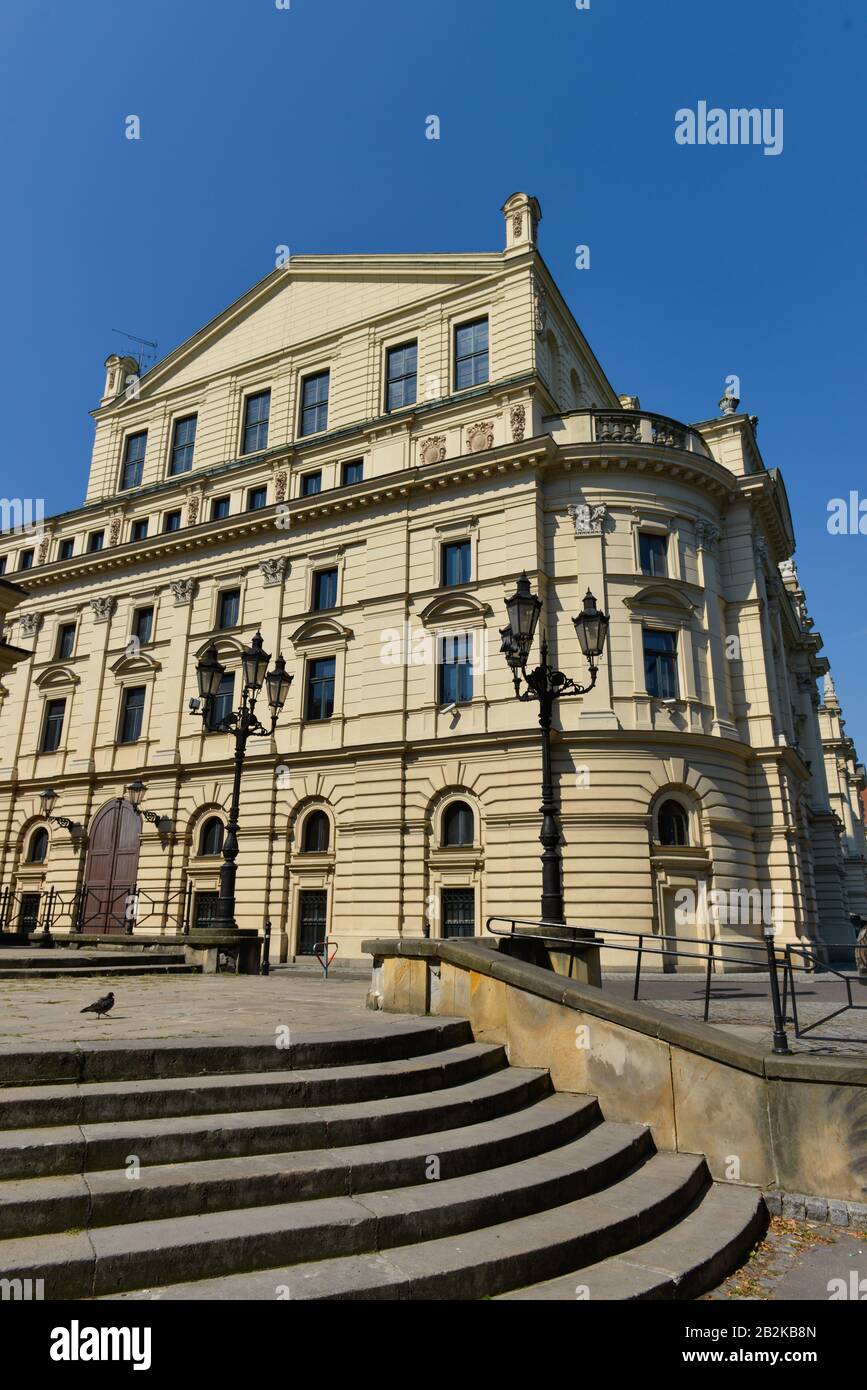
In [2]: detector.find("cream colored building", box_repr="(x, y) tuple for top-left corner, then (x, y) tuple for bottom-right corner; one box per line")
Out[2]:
(1, 191), (864, 966)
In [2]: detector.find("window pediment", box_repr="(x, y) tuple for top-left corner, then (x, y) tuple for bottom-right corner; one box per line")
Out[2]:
(291, 617), (353, 650)
(193, 636), (244, 662)
(625, 583), (697, 618)
(418, 593), (491, 627)
(34, 665), (80, 692)
(110, 651), (162, 678)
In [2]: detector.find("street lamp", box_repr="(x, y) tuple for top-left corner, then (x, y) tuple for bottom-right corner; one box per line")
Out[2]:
(125, 778), (169, 827)
(500, 574), (610, 925)
(190, 631), (292, 931)
(38, 787), (76, 830)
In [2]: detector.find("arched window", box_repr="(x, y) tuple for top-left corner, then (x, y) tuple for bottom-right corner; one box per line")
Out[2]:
(658, 799), (689, 847)
(27, 828), (49, 863)
(199, 817), (224, 857)
(302, 810), (330, 853)
(442, 800), (474, 847)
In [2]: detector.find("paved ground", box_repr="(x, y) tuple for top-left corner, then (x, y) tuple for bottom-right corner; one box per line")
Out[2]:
(603, 971), (867, 1056)
(0, 971), (375, 1045)
(706, 1216), (867, 1300)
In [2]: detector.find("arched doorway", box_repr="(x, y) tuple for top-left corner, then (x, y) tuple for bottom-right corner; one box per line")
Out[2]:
(82, 799), (141, 933)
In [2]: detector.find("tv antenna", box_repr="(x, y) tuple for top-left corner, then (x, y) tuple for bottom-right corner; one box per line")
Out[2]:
(112, 328), (158, 374)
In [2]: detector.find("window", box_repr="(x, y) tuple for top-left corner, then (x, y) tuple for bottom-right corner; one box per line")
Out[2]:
(442, 800), (474, 847)
(302, 810), (330, 853)
(306, 656), (335, 721)
(454, 317), (489, 390)
(163, 510), (182, 533)
(298, 889), (327, 955)
(41, 698), (66, 753)
(341, 459), (363, 486)
(132, 607), (153, 645)
(217, 589), (240, 629)
(0, 557), (6, 574)
(300, 371), (329, 436)
(19, 892), (41, 931)
(441, 539), (471, 587)
(19, 548), (34, 571)
(27, 828), (49, 863)
(658, 799), (689, 847)
(194, 891), (218, 929)
(643, 629), (678, 700)
(639, 532), (668, 578)
(169, 415), (197, 475)
(59, 538), (75, 561)
(301, 472), (322, 498)
(247, 486), (268, 511)
(207, 672), (235, 731)
(211, 495), (230, 521)
(438, 634), (473, 704)
(313, 568), (338, 611)
(442, 887), (475, 938)
(198, 817), (224, 856)
(56, 623), (76, 660)
(121, 431), (148, 489)
(242, 390), (270, 454)
(131, 519), (148, 542)
(386, 342), (417, 411)
(88, 531), (104, 553)
(119, 685), (146, 743)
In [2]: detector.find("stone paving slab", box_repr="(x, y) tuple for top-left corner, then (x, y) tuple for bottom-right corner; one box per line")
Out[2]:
(705, 1216), (867, 1300)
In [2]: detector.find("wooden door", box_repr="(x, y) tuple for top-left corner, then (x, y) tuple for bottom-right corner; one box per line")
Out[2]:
(83, 799), (141, 933)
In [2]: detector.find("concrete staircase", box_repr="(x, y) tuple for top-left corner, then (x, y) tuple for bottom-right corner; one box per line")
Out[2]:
(0, 1019), (765, 1300)
(0, 949), (198, 979)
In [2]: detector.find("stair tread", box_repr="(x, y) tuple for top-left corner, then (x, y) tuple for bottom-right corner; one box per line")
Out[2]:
(98, 1151), (705, 1300)
(497, 1182), (766, 1300)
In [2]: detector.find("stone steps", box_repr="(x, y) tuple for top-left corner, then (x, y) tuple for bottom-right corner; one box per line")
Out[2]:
(0, 963), (199, 979)
(0, 1019), (766, 1299)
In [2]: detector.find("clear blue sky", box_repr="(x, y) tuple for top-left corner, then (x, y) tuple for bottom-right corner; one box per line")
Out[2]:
(1, 0), (865, 743)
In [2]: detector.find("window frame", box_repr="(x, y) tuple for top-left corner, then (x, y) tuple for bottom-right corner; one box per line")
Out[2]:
(131, 519), (149, 543)
(216, 588), (241, 631)
(241, 389), (271, 456)
(168, 413), (197, 476)
(299, 370), (330, 438)
(55, 623), (76, 661)
(639, 531), (668, 578)
(132, 606), (154, 646)
(305, 655), (336, 722)
(120, 430), (148, 490)
(437, 633), (474, 706)
(211, 495), (231, 521)
(163, 509), (182, 534)
(246, 485), (268, 512)
(441, 800), (475, 848)
(341, 458), (363, 487)
(441, 538), (472, 588)
(301, 809), (331, 854)
(301, 471), (322, 498)
(118, 684), (147, 744)
(453, 316), (489, 391)
(312, 567), (338, 612)
(385, 340), (418, 412)
(40, 698), (66, 753)
(642, 628), (679, 700)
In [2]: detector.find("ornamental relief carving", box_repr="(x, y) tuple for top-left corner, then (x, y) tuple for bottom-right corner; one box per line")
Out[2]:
(37, 533), (52, 565)
(533, 277), (548, 338)
(509, 404), (526, 443)
(466, 420), (494, 454)
(18, 612), (43, 637)
(90, 596), (116, 623)
(108, 513), (123, 547)
(260, 556), (289, 588)
(171, 578), (198, 606)
(274, 470), (288, 503)
(185, 493), (201, 527)
(568, 502), (607, 537)
(695, 519), (721, 552)
(419, 435), (447, 467)
(512, 212), (523, 238)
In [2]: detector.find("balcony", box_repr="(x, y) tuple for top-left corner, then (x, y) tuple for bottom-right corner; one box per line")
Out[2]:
(547, 409), (711, 458)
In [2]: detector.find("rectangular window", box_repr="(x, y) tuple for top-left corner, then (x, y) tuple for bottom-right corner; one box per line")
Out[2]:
(194, 891), (219, 929)
(442, 887), (475, 939)
(298, 889), (327, 955)
(207, 672), (235, 731)
(386, 341), (417, 411)
(301, 471), (322, 498)
(246, 486), (268, 511)
(217, 589), (240, 629)
(242, 390), (270, 454)
(643, 629), (679, 700)
(169, 415), (197, 475)
(341, 459), (363, 486)
(0, 557), (6, 574)
(56, 623), (76, 660)
(454, 317), (489, 390)
(639, 532), (668, 578)
(438, 634), (474, 705)
(132, 606), (153, 645)
(131, 519), (148, 542)
(41, 698), (66, 753)
(19, 892), (41, 931)
(306, 656), (335, 721)
(211, 495), (230, 521)
(163, 510), (182, 533)
(441, 539), (471, 587)
(59, 538), (75, 560)
(313, 568), (338, 611)
(19, 548), (34, 571)
(88, 531), (104, 553)
(300, 371), (329, 436)
(121, 431), (148, 489)
(119, 685), (146, 743)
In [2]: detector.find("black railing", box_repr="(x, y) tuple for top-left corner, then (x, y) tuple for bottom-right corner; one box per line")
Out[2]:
(0, 882), (196, 938)
(486, 916), (866, 1054)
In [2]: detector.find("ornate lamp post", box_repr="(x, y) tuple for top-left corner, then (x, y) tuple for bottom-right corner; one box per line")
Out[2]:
(38, 787), (76, 829)
(125, 778), (169, 827)
(190, 631), (293, 931)
(500, 574), (609, 925)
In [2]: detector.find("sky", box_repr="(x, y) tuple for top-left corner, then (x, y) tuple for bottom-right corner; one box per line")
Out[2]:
(0, 0), (865, 743)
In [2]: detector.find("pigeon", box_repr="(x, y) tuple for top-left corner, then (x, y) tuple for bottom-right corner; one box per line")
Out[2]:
(80, 991), (115, 1019)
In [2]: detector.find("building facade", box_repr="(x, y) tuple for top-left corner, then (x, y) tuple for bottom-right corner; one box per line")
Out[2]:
(1, 192), (864, 965)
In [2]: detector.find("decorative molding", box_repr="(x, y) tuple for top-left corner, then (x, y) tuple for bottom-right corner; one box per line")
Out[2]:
(509, 404), (526, 443)
(18, 612), (43, 638)
(466, 420), (495, 455)
(171, 578), (198, 606)
(568, 502), (607, 537)
(274, 470), (288, 504)
(512, 212), (523, 238)
(36, 531), (53, 565)
(259, 556), (289, 588)
(695, 519), (721, 553)
(778, 557), (798, 583)
(533, 276), (548, 338)
(419, 435), (447, 467)
(108, 511), (124, 547)
(753, 535), (769, 573)
(90, 596), (116, 623)
(185, 492), (202, 527)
